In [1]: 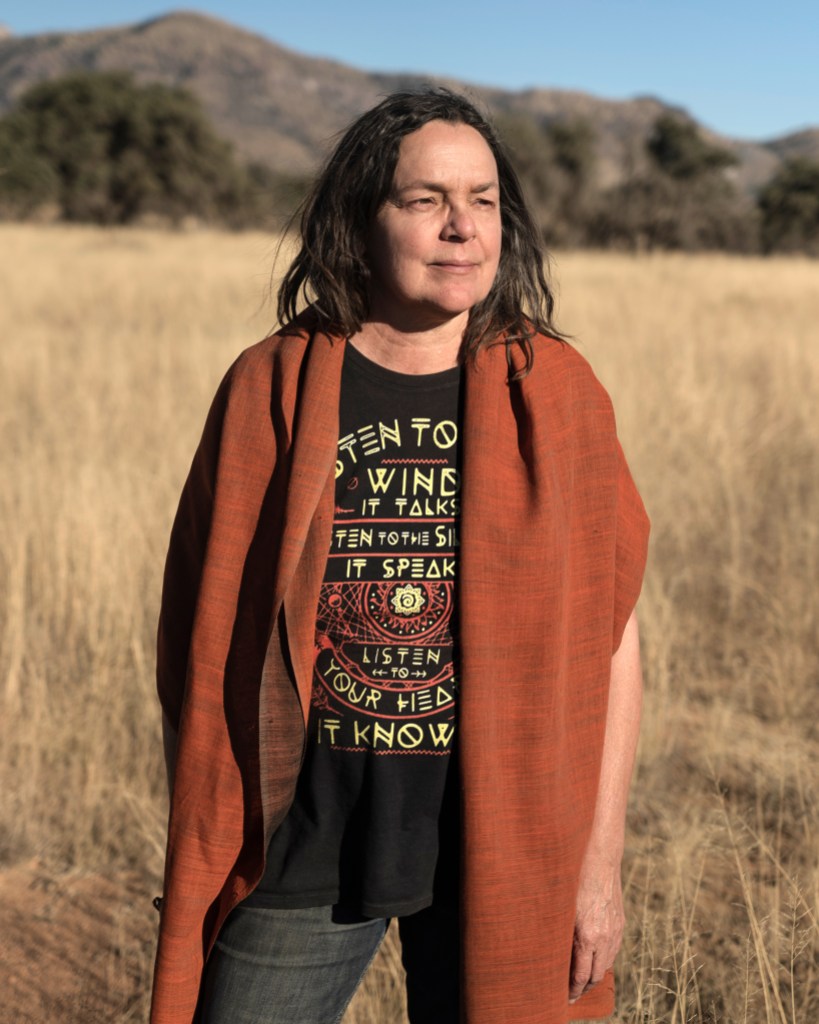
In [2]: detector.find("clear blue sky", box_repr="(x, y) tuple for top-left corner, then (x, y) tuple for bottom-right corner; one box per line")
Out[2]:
(4, 1), (818, 141)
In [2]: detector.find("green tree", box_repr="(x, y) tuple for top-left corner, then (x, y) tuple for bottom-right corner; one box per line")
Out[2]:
(758, 158), (819, 254)
(591, 113), (754, 252)
(0, 72), (252, 224)
(496, 114), (597, 246)
(0, 132), (58, 216)
(647, 114), (737, 180)
(590, 173), (756, 252)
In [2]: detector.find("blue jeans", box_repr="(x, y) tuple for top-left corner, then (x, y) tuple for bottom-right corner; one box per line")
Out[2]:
(198, 901), (459, 1024)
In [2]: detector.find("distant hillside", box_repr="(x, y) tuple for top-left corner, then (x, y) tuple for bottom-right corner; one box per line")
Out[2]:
(0, 10), (816, 194)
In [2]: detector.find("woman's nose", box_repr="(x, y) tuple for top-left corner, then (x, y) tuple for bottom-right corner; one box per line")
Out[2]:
(441, 203), (476, 241)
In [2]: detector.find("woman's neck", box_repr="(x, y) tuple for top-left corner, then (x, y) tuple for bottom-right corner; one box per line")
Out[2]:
(349, 315), (467, 374)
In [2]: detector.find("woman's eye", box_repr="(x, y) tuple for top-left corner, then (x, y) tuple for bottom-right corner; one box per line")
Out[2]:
(409, 196), (436, 207)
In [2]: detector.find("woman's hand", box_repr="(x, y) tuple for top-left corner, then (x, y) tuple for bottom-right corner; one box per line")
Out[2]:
(568, 610), (642, 1004)
(569, 850), (624, 1003)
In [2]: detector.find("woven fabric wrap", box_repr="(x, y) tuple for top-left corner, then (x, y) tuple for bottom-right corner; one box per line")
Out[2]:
(150, 326), (650, 1024)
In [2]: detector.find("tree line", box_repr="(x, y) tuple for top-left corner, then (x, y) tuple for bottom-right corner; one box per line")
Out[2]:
(0, 71), (817, 255)
(496, 111), (819, 255)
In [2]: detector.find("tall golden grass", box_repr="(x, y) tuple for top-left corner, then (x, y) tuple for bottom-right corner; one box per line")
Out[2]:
(1, 225), (817, 1023)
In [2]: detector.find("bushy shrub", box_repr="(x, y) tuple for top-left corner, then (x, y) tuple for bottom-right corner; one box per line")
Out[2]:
(758, 158), (819, 254)
(590, 115), (756, 252)
(0, 72), (303, 227)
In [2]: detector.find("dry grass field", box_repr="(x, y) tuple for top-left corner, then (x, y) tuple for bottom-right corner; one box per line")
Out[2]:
(1, 224), (817, 1023)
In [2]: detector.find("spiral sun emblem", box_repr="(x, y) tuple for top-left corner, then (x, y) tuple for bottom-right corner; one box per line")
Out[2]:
(390, 583), (426, 617)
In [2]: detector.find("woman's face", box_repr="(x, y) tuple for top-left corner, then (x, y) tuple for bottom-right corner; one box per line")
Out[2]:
(366, 120), (502, 331)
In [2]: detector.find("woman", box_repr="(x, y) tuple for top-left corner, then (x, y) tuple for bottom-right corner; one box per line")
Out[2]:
(152, 89), (649, 1024)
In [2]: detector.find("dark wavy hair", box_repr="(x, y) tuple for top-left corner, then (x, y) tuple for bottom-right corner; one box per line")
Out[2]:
(277, 88), (565, 377)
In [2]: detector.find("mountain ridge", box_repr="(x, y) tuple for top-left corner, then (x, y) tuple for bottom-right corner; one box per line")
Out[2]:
(1, 10), (815, 193)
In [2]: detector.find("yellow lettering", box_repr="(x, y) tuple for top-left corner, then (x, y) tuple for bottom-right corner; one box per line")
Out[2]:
(397, 723), (424, 749)
(428, 722), (455, 747)
(367, 467), (395, 493)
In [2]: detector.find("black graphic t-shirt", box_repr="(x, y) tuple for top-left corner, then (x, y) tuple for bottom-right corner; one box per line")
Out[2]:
(251, 342), (461, 918)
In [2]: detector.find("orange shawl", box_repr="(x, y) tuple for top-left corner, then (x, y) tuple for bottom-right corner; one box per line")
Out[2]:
(151, 325), (649, 1024)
